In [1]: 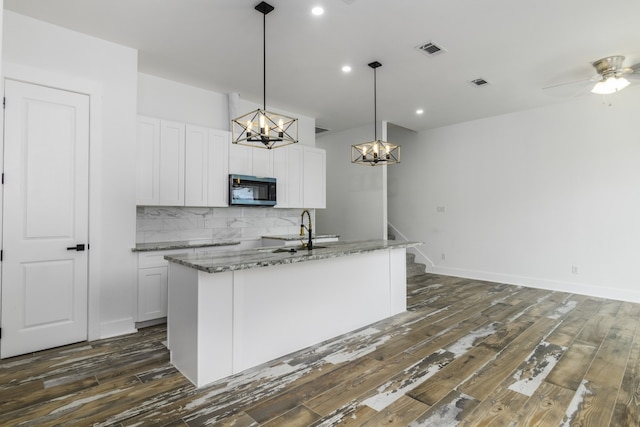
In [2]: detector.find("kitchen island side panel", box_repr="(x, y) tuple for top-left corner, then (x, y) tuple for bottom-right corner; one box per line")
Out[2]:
(168, 263), (234, 386)
(389, 247), (407, 315)
(232, 250), (392, 372)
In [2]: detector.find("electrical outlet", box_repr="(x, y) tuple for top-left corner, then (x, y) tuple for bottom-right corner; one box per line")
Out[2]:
(571, 265), (578, 274)
(436, 206), (446, 213)
(441, 253), (446, 261)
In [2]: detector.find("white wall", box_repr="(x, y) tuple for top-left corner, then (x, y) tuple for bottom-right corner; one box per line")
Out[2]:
(388, 90), (640, 302)
(138, 73), (316, 146)
(3, 11), (139, 337)
(316, 124), (386, 240)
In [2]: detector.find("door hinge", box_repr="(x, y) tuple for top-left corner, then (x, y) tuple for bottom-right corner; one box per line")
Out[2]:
(1, 173), (4, 184)
(2, 97), (5, 109)
(1, 250), (3, 261)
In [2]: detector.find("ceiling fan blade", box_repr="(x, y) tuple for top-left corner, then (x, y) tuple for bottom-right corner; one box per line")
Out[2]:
(542, 77), (594, 97)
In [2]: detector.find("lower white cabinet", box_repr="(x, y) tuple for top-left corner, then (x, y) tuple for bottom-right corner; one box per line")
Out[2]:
(137, 249), (190, 323)
(137, 245), (238, 323)
(138, 266), (169, 322)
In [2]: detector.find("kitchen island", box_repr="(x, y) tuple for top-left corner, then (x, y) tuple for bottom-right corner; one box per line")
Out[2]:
(165, 240), (421, 387)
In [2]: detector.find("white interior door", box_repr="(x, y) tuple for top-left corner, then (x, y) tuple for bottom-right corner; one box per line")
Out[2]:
(1, 79), (90, 358)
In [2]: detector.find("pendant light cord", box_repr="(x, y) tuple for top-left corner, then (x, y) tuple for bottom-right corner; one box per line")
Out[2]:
(373, 67), (377, 140)
(263, 11), (267, 111)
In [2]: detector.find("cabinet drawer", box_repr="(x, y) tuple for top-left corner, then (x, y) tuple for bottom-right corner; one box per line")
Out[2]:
(138, 249), (193, 268)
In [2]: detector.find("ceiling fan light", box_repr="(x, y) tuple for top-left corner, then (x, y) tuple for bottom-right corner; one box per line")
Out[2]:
(591, 76), (631, 95)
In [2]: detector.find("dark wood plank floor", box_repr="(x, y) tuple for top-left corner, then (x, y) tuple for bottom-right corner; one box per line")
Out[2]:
(2, 273), (640, 426)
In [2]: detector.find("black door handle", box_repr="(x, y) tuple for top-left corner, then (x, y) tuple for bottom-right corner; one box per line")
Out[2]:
(67, 244), (86, 251)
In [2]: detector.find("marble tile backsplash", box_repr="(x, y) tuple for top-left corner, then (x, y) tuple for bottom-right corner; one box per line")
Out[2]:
(136, 206), (312, 243)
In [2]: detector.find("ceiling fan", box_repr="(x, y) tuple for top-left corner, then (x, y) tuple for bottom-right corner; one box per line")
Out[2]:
(544, 55), (640, 96)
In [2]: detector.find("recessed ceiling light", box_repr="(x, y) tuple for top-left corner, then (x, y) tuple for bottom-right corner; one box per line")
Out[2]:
(416, 109), (424, 115)
(342, 65), (352, 73)
(311, 6), (324, 16)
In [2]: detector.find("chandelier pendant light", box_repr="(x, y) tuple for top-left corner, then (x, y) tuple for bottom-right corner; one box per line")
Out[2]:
(352, 61), (400, 166)
(231, 1), (298, 149)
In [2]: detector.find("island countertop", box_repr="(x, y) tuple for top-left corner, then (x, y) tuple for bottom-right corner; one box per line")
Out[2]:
(165, 239), (421, 274)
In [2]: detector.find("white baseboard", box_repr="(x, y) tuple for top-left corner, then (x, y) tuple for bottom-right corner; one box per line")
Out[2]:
(98, 317), (137, 340)
(432, 266), (640, 303)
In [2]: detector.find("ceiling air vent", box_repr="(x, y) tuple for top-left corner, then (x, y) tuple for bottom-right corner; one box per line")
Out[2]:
(415, 41), (446, 57)
(469, 78), (490, 87)
(315, 126), (331, 135)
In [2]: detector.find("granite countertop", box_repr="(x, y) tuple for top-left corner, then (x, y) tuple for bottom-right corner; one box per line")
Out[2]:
(165, 239), (421, 273)
(132, 239), (241, 252)
(261, 234), (340, 241)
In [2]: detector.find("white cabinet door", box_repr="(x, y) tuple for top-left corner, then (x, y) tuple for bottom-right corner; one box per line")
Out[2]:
(208, 129), (230, 207)
(287, 145), (304, 208)
(273, 145), (303, 208)
(303, 146), (326, 208)
(229, 143), (273, 177)
(137, 266), (168, 322)
(159, 120), (186, 206)
(272, 147), (288, 207)
(136, 116), (160, 205)
(185, 124), (209, 207)
(252, 148), (273, 177)
(229, 143), (253, 175)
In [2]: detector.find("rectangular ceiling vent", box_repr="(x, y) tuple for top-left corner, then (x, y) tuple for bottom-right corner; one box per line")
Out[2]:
(315, 126), (331, 135)
(415, 41), (446, 57)
(469, 78), (490, 87)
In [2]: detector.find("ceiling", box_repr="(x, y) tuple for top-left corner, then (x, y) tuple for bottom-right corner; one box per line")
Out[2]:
(5, 0), (640, 134)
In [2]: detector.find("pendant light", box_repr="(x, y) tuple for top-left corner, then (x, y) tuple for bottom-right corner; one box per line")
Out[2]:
(351, 61), (400, 166)
(231, 1), (298, 149)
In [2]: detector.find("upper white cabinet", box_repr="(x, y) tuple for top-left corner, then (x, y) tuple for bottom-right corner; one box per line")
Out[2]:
(185, 124), (209, 206)
(229, 143), (273, 177)
(159, 120), (186, 206)
(136, 117), (185, 206)
(137, 116), (229, 207)
(185, 126), (230, 207)
(303, 146), (326, 209)
(207, 129), (230, 207)
(136, 116), (160, 205)
(273, 145), (303, 208)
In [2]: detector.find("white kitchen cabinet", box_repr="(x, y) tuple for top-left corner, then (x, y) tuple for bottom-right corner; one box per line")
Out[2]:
(137, 116), (229, 207)
(136, 116), (160, 205)
(137, 244), (239, 323)
(228, 143), (273, 177)
(273, 144), (303, 208)
(207, 129), (230, 207)
(138, 266), (168, 322)
(185, 126), (230, 207)
(137, 248), (190, 323)
(185, 124), (209, 206)
(159, 120), (186, 206)
(303, 146), (326, 208)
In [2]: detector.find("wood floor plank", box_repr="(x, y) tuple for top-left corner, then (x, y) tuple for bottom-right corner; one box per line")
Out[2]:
(357, 395), (429, 427)
(261, 405), (321, 427)
(305, 352), (418, 416)
(408, 345), (497, 406)
(544, 342), (598, 391)
(410, 390), (480, 426)
(561, 307), (638, 426)
(611, 304), (640, 426)
(459, 386), (530, 427)
(458, 317), (559, 401)
(515, 381), (576, 426)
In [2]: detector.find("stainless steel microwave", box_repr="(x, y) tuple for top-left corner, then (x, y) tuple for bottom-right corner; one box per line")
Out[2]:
(229, 174), (277, 206)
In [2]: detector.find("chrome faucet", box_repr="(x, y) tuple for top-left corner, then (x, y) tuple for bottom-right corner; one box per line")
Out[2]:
(300, 209), (313, 250)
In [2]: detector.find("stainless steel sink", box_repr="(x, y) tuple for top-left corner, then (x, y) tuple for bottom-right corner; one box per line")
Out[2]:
(271, 246), (326, 253)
